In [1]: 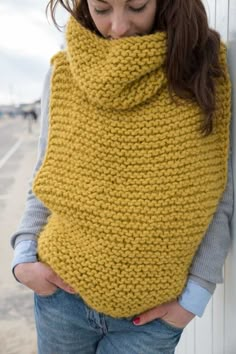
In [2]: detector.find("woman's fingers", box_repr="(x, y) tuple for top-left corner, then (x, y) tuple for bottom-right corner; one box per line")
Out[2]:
(133, 304), (167, 325)
(14, 262), (75, 295)
(45, 270), (75, 293)
(133, 300), (195, 327)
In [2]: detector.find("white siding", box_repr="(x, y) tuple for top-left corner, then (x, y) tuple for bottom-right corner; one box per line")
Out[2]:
(176, 1), (236, 353)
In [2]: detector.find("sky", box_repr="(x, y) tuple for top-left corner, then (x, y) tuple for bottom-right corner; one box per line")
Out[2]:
(0, 1), (68, 105)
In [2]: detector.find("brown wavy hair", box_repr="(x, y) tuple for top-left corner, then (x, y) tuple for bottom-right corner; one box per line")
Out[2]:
(46, 0), (224, 135)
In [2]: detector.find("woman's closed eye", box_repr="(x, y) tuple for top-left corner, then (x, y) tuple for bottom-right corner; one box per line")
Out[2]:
(94, 4), (147, 14)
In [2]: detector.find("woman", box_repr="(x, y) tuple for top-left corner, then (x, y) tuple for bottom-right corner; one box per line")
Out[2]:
(11, 0), (233, 353)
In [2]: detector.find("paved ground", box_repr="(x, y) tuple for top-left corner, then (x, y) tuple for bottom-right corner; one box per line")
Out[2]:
(0, 117), (39, 354)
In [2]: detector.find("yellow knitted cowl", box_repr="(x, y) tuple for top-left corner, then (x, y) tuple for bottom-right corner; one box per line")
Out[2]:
(33, 17), (231, 317)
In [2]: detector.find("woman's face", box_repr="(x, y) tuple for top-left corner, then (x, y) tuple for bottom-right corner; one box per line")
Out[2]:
(87, 0), (157, 39)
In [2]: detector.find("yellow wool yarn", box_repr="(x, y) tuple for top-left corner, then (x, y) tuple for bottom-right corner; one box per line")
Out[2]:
(33, 17), (231, 317)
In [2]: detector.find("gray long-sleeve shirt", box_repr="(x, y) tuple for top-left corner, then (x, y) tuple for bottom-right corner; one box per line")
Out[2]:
(11, 68), (234, 316)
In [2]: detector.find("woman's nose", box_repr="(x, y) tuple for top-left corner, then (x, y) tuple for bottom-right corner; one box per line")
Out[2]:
(110, 14), (130, 39)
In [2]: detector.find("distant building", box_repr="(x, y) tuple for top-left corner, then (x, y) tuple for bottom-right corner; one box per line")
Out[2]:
(0, 100), (41, 120)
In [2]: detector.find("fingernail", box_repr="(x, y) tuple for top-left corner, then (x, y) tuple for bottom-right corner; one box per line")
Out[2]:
(133, 317), (140, 325)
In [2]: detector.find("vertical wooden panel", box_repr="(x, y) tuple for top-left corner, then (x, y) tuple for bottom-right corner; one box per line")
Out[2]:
(195, 300), (213, 354)
(215, 0), (229, 41)
(212, 283), (225, 354)
(176, 319), (195, 354)
(224, 1), (236, 352)
(175, 333), (186, 354)
(184, 320), (195, 354)
(202, 0), (216, 27)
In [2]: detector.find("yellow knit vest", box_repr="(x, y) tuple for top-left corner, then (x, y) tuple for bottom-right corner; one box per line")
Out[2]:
(33, 17), (231, 317)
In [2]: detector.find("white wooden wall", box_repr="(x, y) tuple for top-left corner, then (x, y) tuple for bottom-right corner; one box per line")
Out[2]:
(176, 1), (236, 353)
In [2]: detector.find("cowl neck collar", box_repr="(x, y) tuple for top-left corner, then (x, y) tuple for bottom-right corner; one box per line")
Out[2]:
(66, 16), (167, 109)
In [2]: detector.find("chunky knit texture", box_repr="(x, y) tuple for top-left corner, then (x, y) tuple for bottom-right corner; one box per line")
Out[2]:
(33, 16), (231, 317)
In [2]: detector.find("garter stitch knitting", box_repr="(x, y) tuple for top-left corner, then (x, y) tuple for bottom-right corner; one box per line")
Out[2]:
(33, 17), (231, 317)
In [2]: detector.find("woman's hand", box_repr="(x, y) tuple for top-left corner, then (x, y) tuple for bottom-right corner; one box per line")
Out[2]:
(133, 300), (195, 329)
(14, 262), (75, 296)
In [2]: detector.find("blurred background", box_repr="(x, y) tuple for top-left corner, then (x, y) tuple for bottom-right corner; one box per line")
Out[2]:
(0, 0), (67, 106)
(0, 1), (67, 353)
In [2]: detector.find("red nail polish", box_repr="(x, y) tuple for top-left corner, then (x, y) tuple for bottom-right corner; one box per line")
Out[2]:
(133, 317), (140, 325)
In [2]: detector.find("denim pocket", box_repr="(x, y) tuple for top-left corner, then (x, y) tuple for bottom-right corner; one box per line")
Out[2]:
(35, 287), (62, 299)
(157, 318), (184, 332)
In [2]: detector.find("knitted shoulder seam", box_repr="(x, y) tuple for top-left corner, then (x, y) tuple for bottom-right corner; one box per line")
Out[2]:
(50, 51), (67, 66)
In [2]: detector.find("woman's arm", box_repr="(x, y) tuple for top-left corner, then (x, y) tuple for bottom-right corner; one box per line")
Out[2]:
(11, 68), (75, 296)
(11, 68), (52, 270)
(179, 145), (233, 316)
(189, 145), (233, 283)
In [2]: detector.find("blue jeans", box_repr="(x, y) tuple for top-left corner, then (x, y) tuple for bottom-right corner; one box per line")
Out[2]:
(34, 289), (183, 354)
